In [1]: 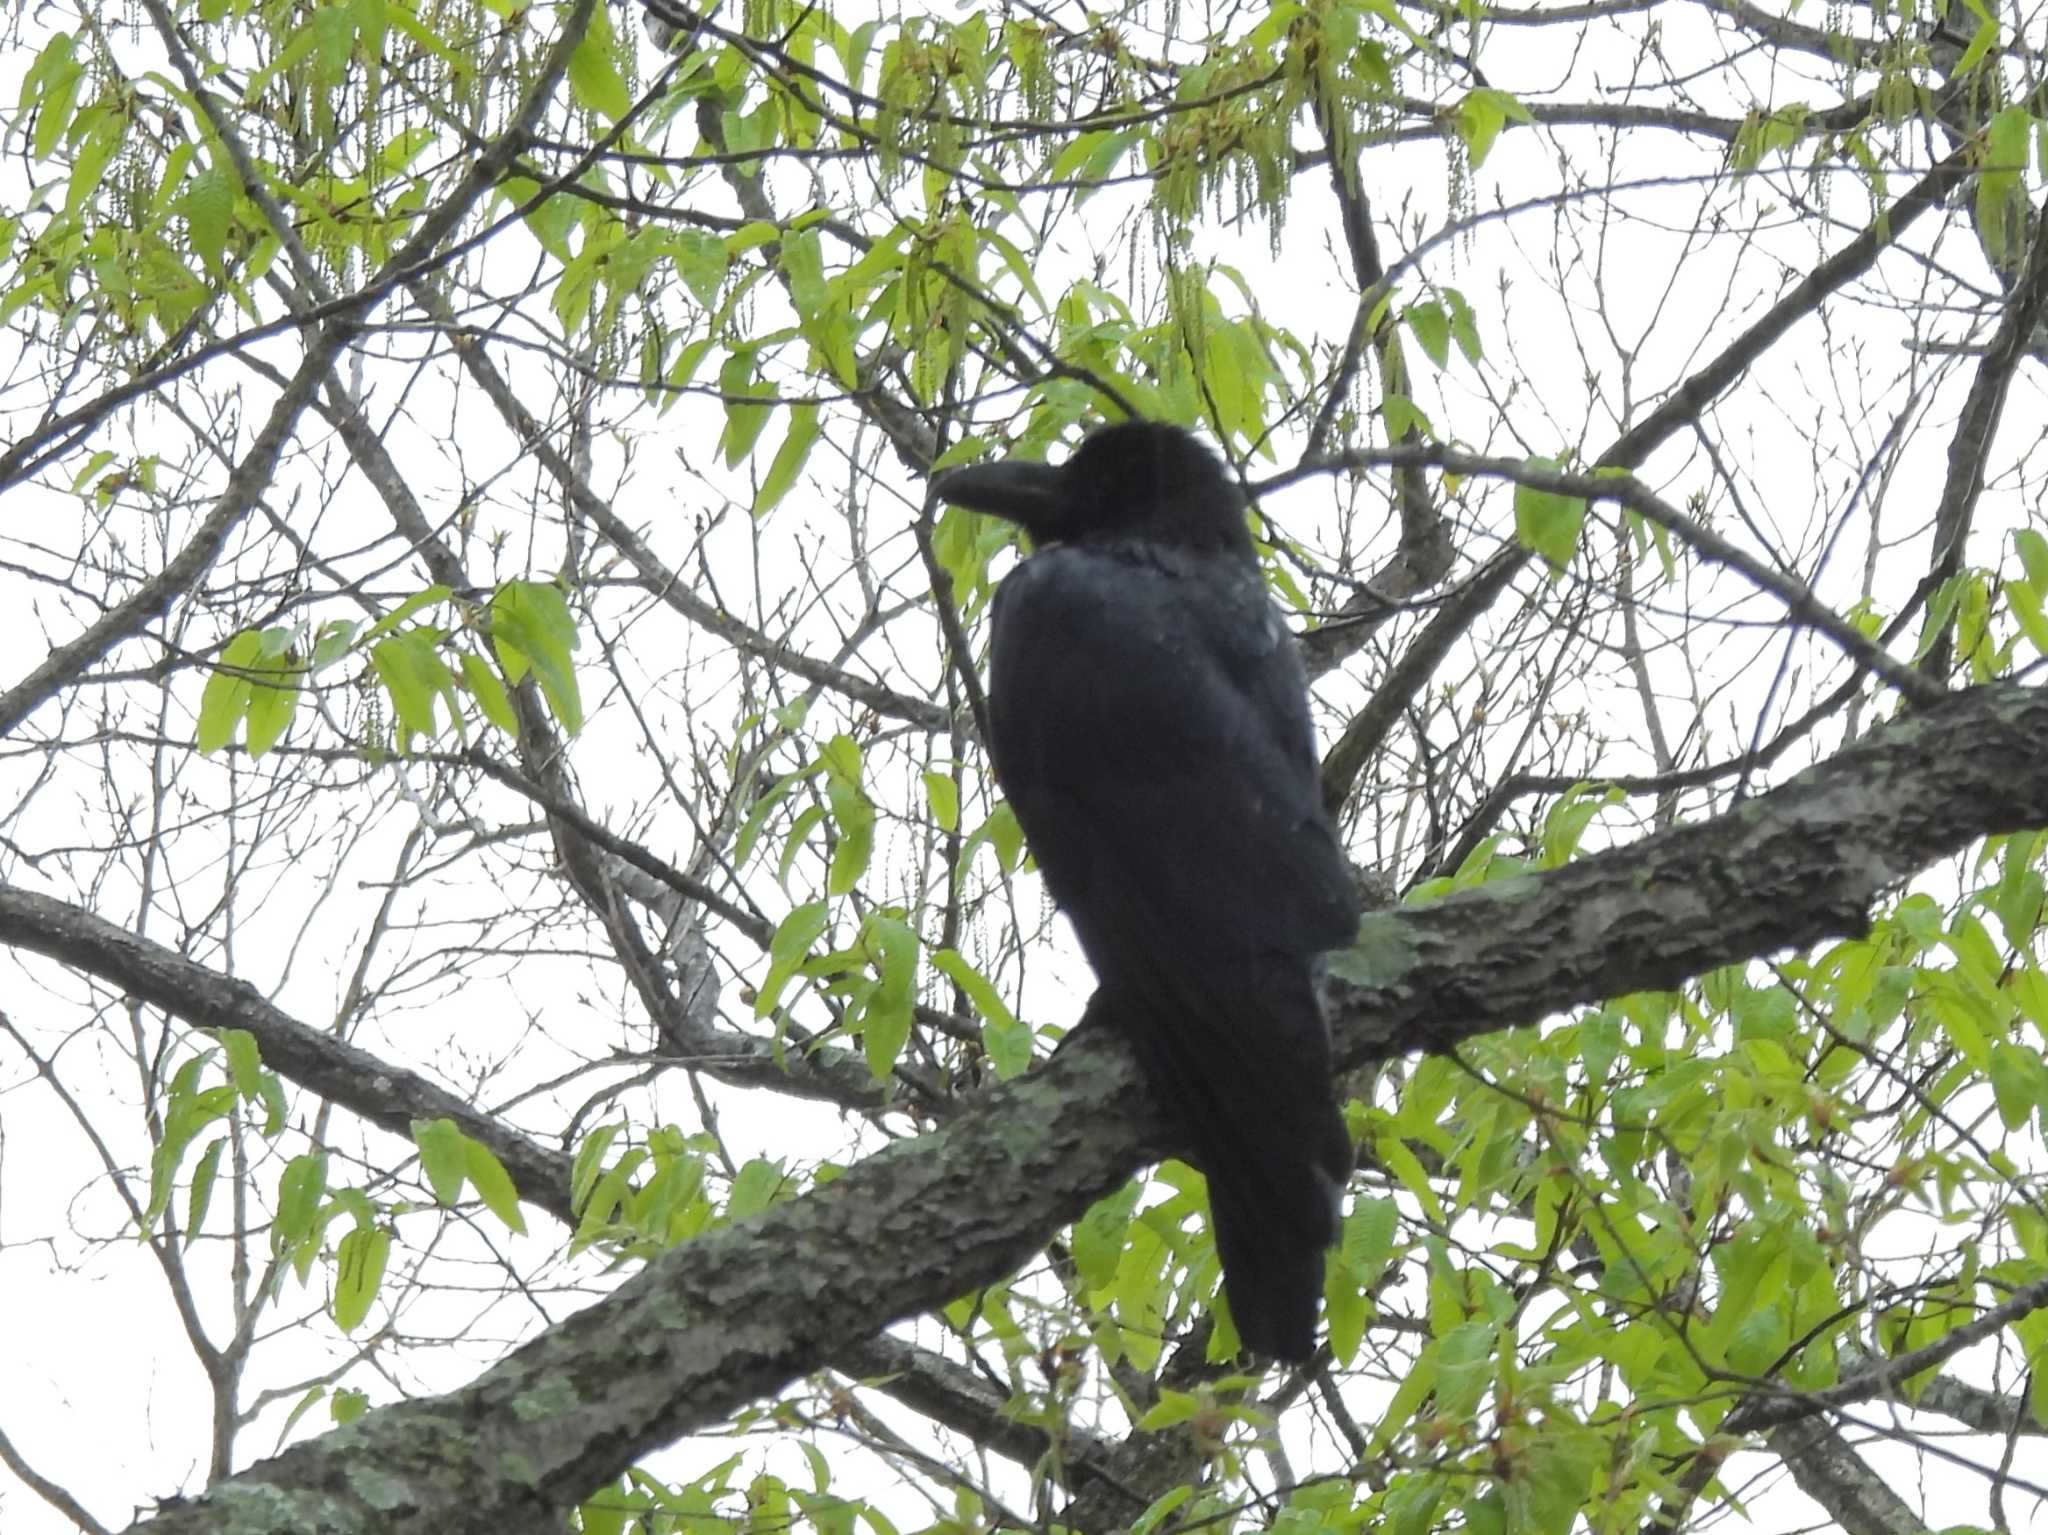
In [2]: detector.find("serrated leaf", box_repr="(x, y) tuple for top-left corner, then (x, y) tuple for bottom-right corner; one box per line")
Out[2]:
(2010, 579), (2048, 658)
(458, 651), (518, 733)
(571, 1123), (623, 1215)
(243, 649), (299, 756)
(921, 770), (958, 832)
(1404, 301), (1450, 368)
(727, 1157), (785, 1220)
(333, 1224), (390, 1332)
(310, 620), (358, 669)
(32, 53), (83, 162)
(984, 801), (1024, 872)
(781, 228), (828, 317)
(718, 350), (775, 468)
(187, 1136), (225, 1235)
(671, 229), (728, 307)
(197, 629), (264, 754)
(491, 581), (582, 734)
(821, 734), (873, 895)
(1323, 1261), (1367, 1364)
(857, 911), (917, 1080)
(932, 947), (1030, 1078)
(1434, 1320), (1495, 1417)
(1444, 286), (1483, 363)
(2018, 528), (2048, 588)
(757, 900), (828, 1016)
(1381, 392), (1432, 441)
(462, 1137), (526, 1234)
(568, 15), (631, 121)
(412, 1116), (468, 1205)
(1455, 87), (1531, 169)
(273, 1153), (328, 1254)
(184, 161), (234, 268)
(221, 1028), (262, 1099)
(370, 633), (450, 743)
(1072, 1184), (1139, 1292)
(1978, 105), (2032, 266)
(280, 1386), (327, 1441)
(754, 403), (821, 515)
(330, 1387), (369, 1423)
(1514, 456), (1586, 572)
(1134, 1389), (1201, 1430)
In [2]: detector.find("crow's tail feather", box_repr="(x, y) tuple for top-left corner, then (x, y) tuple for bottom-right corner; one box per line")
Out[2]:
(1108, 968), (1351, 1363)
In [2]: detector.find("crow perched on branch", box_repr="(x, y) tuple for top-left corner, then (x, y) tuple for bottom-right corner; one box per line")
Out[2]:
(935, 420), (1358, 1361)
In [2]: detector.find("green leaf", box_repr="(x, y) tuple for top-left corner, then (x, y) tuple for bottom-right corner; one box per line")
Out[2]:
(243, 639), (299, 757)
(671, 229), (728, 307)
(1323, 1263), (1367, 1364)
(781, 228), (828, 318)
(359, 585), (452, 648)
(333, 1224), (391, 1332)
(370, 632), (454, 744)
(1443, 286), (1483, 363)
(757, 900), (829, 1016)
(984, 801), (1024, 872)
(458, 651), (518, 733)
(1071, 1184), (1138, 1293)
(1540, 782), (1620, 866)
(280, 1387), (327, 1441)
(1455, 90), (1503, 168)
(754, 403), (821, 515)
(1135, 1389), (1201, 1430)
(310, 620), (358, 669)
(1978, 106), (2032, 267)
(1127, 1488), (1192, 1535)
(1514, 456), (1586, 572)
(273, 1153), (328, 1255)
(491, 580), (582, 734)
(568, 7), (631, 121)
(462, 1137), (527, 1234)
(921, 770), (959, 832)
(32, 50), (83, 163)
(197, 629), (264, 754)
(1403, 301), (1450, 368)
(2017, 528), (2048, 588)
(412, 1116), (468, 1205)
(727, 1157), (786, 1220)
(1988, 1042), (2048, 1131)
(187, 1137), (225, 1235)
(146, 1071), (237, 1225)
(857, 912), (918, 1080)
(498, 175), (575, 260)
(330, 1387), (370, 1424)
(932, 947), (1030, 1078)
(570, 1123), (623, 1215)
(1381, 392), (1433, 441)
(820, 735), (874, 895)
(718, 349), (775, 468)
(1434, 1320), (1495, 1417)
(221, 1028), (262, 1100)
(1048, 127), (1134, 203)
(184, 161), (234, 268)
(2009, 579), (2048, 659)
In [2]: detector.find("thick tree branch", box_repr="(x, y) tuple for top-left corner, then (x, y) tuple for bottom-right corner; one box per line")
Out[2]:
(0, 885), (577, 1213)
(105, 681), (2048, 1534)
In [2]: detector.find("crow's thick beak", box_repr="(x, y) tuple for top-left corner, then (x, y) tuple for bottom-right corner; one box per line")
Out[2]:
(931, 459), (1064, 532)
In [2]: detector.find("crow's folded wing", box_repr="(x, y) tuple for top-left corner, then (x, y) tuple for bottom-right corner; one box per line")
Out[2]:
(987, 542), (1357, 967)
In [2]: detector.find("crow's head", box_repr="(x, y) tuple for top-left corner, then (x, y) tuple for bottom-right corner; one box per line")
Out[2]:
(934, 421), (1251, 555)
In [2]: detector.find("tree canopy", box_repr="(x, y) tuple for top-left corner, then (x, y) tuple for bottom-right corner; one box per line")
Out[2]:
(3, 2), (2048, 1533)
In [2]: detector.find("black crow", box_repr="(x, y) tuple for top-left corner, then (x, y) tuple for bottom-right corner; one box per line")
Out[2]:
(936, 420), (1357, 1361)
